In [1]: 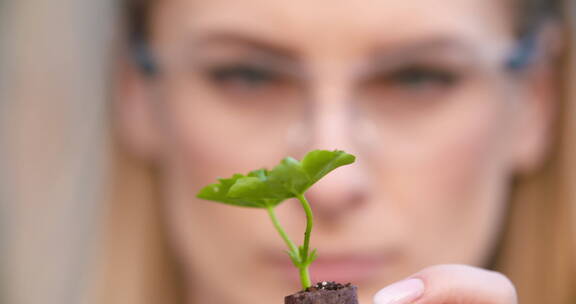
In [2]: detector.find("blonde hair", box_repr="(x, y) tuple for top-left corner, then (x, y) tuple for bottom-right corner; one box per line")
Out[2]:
(95, 2), (576, 304)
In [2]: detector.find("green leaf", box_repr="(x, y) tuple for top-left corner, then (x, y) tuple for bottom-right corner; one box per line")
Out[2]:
(196, 149), (356, 208)
(306, 249), (318, 266)
(266, 150), (356, 196)
(267, 157), (310, 195)
(286, 250), (301, 266)
(301, 150), (356, 186)
(197, 174), (281, 208)
(228, 176), (265, 198)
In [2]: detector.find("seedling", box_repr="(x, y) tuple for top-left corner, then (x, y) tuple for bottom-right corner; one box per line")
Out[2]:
(197, 150), (356, 290)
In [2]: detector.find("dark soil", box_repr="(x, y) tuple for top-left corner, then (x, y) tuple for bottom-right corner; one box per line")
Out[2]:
(285, 282), (358, 304)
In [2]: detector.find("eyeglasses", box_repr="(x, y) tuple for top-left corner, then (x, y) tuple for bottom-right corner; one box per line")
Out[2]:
(123, 27), (547, 153)
(129, 30), (541, 79)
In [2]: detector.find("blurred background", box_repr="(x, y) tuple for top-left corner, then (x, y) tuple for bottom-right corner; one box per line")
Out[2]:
(1, 1), (115, 303)
(1, 1), (575, 304)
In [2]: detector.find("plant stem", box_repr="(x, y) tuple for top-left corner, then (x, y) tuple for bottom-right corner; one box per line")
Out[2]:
(296, 194), (314, 289)
(296, 194), (313, 262)
(299, 265), (312, 289)
(266, 206), (298, 256)
(267, 196), (315, 290)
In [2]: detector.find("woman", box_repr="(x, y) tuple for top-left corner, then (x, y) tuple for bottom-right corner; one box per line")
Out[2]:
(98, 0), (575, 303)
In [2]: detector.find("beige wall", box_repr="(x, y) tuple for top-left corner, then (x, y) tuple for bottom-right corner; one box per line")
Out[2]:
(0, 1), (115, 303)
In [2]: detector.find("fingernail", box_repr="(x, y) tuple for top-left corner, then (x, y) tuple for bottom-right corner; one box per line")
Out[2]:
(373, 278), (425, 304)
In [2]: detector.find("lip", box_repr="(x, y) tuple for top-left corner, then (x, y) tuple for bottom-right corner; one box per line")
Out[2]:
(264, 251), (395, 285)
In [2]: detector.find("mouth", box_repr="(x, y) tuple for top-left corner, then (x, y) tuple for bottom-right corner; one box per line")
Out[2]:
(264, 250), (398, 285)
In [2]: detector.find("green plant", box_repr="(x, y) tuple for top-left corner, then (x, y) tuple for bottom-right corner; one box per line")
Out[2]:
(196, 150), (356, 290)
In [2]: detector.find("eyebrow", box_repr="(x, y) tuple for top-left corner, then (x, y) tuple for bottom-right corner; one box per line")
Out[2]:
(189, 31), (298, 60)
(364, 38), (484, 70)
(372, 38), (480, 60)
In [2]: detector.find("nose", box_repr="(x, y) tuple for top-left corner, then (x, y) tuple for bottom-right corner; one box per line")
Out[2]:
(294, 80), (369, 224)
(304, 162), (367, 224)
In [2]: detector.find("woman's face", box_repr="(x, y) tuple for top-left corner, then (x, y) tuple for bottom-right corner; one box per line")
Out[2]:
(122, 0), (550, 303)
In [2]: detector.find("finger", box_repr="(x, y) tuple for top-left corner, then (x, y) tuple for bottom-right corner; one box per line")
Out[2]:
(373, 264), (517, 304)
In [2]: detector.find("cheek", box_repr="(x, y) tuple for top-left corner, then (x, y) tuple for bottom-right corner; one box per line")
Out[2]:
(162, 165), (292, 302)
(182, 201), (265, 271)
(155, 79), (304, 183)
(374, 89), (516, 266)
(153, 82), (305, 299)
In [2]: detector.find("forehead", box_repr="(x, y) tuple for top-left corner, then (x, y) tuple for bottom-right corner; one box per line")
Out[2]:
(150, 0), (513, 58)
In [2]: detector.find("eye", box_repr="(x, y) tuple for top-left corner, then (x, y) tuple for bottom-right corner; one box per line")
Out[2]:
(387, 66), (459, 89)
(208, 64), (280, 88)
(359, 64), (463, 109)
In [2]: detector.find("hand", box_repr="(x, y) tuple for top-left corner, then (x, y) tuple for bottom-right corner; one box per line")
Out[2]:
(373, 264), (517, 304)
